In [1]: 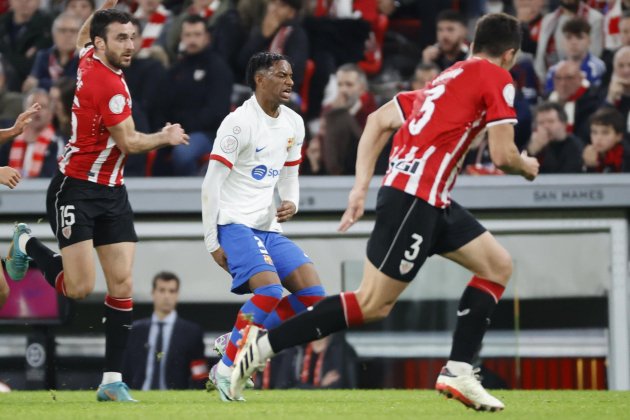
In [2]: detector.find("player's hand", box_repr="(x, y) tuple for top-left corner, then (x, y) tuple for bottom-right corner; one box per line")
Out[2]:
(520, 150), (539, 181)
(338, 187), (366, 232)
(0, 166), (21, 189)
(211, 247), (229, 272)
(582, 144), (599, 168)
(276, 200), (297, 223)
(11, 103), (41, 137)
(100, 0), (118, 10)
(162, 123), (190, 146)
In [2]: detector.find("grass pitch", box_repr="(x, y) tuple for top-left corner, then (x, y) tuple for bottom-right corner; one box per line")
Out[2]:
(1, 390), (629, 420)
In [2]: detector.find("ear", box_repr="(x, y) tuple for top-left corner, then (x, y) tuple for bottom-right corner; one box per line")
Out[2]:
(502, 48), (517, 67)
(254, 71), (265, 88)
(94, 36), (106, 51)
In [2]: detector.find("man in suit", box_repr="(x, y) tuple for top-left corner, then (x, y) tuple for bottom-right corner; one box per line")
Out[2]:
(123, 271), (208, 389)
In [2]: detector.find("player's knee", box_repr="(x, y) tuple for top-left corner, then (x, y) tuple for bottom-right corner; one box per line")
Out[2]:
(357, 292), (396, 322)
(492, 251), (513, 284)
(65, 282), (94, 300)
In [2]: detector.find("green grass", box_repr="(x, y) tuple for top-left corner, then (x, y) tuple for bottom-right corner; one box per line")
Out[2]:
(1, 390), (629, 420)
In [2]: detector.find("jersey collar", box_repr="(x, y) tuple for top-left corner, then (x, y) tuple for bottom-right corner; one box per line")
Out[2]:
(92, 52), (124, 76)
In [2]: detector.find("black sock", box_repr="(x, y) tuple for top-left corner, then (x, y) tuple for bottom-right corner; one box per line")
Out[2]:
(25, 237), (63, 288)
(449, 286), (498, 363)
(103, 303), (133, 373)
(268, 295), (348, 353)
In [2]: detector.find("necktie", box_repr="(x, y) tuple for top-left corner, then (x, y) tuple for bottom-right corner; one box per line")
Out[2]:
(150, 321), (165, 390)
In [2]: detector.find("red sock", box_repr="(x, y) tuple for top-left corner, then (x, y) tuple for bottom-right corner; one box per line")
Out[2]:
(54, 272), (67, 296)
(468, 275), (505, 303)
(340, 292), (364, 327)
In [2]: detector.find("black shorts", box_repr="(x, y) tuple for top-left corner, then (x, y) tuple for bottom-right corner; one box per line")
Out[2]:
(46, 171), (138, 249)
(367, 186), (486, 282)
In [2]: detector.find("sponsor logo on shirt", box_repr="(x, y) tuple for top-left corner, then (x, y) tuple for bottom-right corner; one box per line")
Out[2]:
(251, 164), (280, 180)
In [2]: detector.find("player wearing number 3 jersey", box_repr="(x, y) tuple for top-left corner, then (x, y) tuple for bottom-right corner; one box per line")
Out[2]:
(231, 13), (540, 411)
(4, 1), (189, 403)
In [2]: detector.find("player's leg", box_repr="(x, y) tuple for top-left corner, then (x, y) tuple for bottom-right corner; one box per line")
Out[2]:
(433, 202), (510, 411)
(261, 235), (326, 330)
(95, 241), (137, 402)
(0, 269), (9, 309)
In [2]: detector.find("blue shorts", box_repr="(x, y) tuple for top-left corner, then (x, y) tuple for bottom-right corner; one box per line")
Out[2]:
(218, 224), (312, 294)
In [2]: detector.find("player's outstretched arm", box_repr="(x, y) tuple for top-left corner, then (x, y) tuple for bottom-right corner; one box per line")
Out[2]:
(201, 160), (231, 272)
(0, 103), (41, 143)
(339, 99), (401, 232)
(108, 117), (190, 154)
(76, 0), (118, 50)
(487, 123), (539, 181)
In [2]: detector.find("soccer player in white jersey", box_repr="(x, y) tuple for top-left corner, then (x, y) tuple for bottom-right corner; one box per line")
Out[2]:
(4, 0), (189, 402)
(231, 13), (540, 411)
(201, 52), (326, 401)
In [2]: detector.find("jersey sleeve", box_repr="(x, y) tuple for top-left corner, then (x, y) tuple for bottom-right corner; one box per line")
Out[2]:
(285, 115), (305, 166)
(481, 64), (518, 127)
(394, 90), (422, 122)
(209, 114), (249, 169)
(93, 75), (132, 128)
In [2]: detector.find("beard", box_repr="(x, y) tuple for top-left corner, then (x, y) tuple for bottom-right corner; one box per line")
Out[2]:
(104, 49), (131, 69)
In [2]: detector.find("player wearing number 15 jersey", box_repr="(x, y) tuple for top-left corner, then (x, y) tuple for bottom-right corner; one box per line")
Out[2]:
(231, 13), (540, 411)
(5, 2), (189, 403)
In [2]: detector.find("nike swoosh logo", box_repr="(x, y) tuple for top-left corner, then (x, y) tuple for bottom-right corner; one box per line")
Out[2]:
(457, 308), (470, 317)
(255, 146), (266, 152)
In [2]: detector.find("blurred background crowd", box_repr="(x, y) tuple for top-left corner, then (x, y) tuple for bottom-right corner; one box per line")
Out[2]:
(1, 0), (630, 178)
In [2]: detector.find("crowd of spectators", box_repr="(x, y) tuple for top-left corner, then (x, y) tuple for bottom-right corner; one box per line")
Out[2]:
(1, 0), (629, 178)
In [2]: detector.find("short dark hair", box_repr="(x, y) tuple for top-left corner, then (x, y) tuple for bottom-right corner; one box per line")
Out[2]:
(437, 9), (466, 26)
(245, 51), (289, 90)
(534, 101), (568, 123)
(590, 107), (625, 134)
(562, 17), (591, 36)
(472, 12), (521, 57)
(279, 0), (302, 12)
(130, 16), (141, 32)
(182, 14), (209, 30)
(152, 271), (180, 291)
(90, 9), (133, 43)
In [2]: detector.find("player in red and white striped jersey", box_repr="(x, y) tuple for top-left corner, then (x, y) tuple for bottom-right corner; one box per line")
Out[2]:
(231, 13), (540, 411)
(5, 0), (189, 403)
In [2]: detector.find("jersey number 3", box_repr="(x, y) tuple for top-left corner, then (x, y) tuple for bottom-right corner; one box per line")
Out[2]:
(408, 84), (446, 136)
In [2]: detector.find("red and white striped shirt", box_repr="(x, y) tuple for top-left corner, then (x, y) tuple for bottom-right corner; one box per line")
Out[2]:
(383, 58), (517, 208)
(58, 46), (132, 186)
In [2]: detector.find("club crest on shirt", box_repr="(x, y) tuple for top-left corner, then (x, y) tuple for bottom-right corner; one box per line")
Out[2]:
(220, 135), (238, 153)
(62, 226), (72, 240)
(263, 254), (274, 265)
(502, 84), (515, 108)
(287, 137), (294, 150)
(108, 94), (126, 114)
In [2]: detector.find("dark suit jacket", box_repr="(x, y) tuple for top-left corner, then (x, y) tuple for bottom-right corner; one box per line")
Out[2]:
(123, 316), (207, 390)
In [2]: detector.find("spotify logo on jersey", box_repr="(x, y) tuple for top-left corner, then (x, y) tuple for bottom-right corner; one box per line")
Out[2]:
(251, 165), (268, 180)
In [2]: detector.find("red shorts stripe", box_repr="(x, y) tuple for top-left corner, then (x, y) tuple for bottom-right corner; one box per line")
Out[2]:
(340, 292), (364, 327)
(104, 295), (133, 311)
(209, 154), (233, 169)
(468, 276), (505, 303)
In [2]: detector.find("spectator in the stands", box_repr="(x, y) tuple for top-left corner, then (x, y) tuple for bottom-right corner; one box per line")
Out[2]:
(0, 0), (53, 91)
(49, 77), (75, 140)
(547, 60), (603, 144)
(320, 64), (376, 175)
(0, 89), (64, 178)
(545, 17), (606, 94)
(514, 0), (545, 56)
(0, 61), (23, 127)
(604, 45), (630, 131)
(421, 9), (468, 71)
(410, 62), (440, 91)
(583, 106), (630, 172)
(237, 0), (308, 94)
(161, 15), (232, 176)
(526, 101), (584, 173)
(64, 0), (95, 23)
(535, 0), (603, 80)
(22, 12), (81, 93)
(133, 0), (172, 59)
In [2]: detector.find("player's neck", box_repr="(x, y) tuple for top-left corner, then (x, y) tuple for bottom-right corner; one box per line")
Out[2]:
(94, 50), (120, 73)
(471, 54), (506, 70)
(254, 93), (280, 118)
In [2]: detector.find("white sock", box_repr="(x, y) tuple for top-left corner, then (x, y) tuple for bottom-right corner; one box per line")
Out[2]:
(101, 372), (122, 384)
(257, 333), (275, 360)
(217, 360), (232, 377)
(446, 360), (473, 376)
(18, 233), (31, 254)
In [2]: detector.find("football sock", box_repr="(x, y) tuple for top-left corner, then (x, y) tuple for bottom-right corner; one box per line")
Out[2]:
(101, 372), (122, 385)
(221, 283), (283, 367)
(24, 237), (65, 294)
(449, 276), (505, 364)
(262, 285), (326, 330)
(267, 292), (363, 353)
(103, 295), (133, 375)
